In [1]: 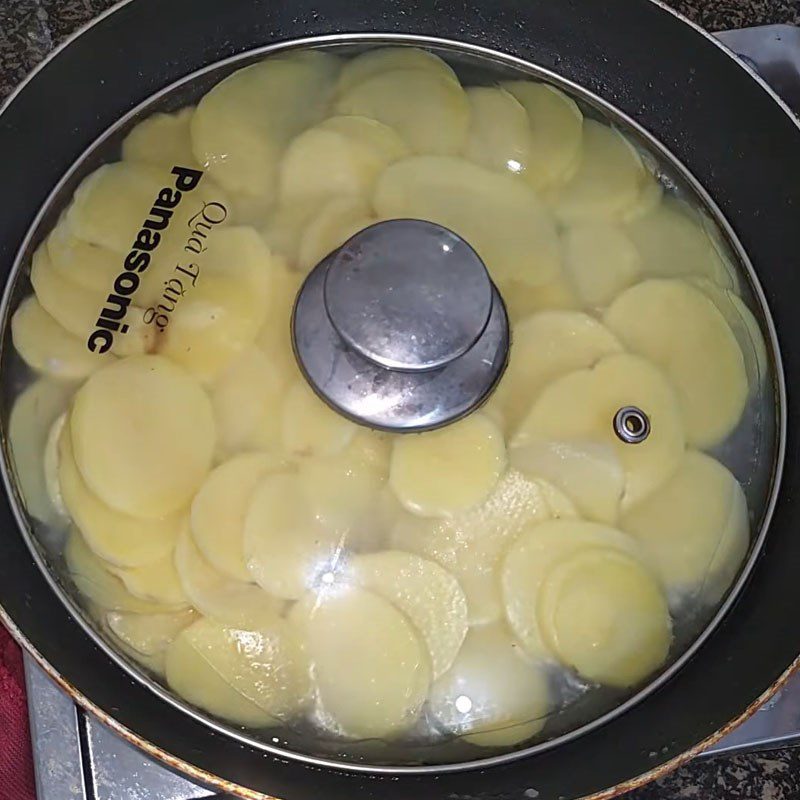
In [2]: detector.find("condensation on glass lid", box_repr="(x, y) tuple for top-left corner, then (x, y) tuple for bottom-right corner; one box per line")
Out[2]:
(1, 40), (776, 767)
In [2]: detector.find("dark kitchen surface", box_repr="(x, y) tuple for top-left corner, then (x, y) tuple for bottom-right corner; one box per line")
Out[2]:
(1, 1), (800, 800)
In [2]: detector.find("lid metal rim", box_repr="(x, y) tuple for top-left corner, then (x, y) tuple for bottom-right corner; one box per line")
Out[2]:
(0, 26), (787, 777)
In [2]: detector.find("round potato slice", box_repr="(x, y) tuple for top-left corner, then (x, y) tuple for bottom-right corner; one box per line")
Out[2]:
(501, 519), (646, 660)
(548, 121), (645, 223)
(121, 107), (196, 168)
(620, 450), (749, 602)
(108, 549), (188, 607)
(498, 275), (580, 324)
(334, 68), (468, 155)
(374, 155), (560, 288)
(64, 529), (176, 614)
(513, 353), (685, 510)
(58, 428), (183, 567)
(348, 550), (468, 678)
(562, 222), (642, 308)
(463, 86), (531, 176)
(299, 585), (431, 738)
(318, 115), (410, 164)
(192, 452), (287, 582)
(243, 472), (352, 600)
(334, 47), (458, 96)
(47, 217), (120, 292)
(493, 311), (623, 436)
(106, 608), (197, 656)
(428, 622), (550, 747)
(254, 261), (302, 379)
(538, 547), (671, 687)
(190, 51), (338, 199)
(281, 380), (356, 459)
(261, 202), (321, 266)
(70, 355), (214, 518)
(604, 279), (747, 448)
(12, 295), (112, 380)
(621, 173), (663, 222)
(43, 413), (67, 518)
(8, 379), (75, 525)
(174, 524), (283, 626)
(389, 413), (506, 518)
(501, 81), (583, 191)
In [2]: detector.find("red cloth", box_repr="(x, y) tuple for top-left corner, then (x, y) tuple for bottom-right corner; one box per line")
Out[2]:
(0, 625), (36, 800)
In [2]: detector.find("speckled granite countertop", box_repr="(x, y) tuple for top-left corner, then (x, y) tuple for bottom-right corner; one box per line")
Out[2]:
(1, 1), (800, 799)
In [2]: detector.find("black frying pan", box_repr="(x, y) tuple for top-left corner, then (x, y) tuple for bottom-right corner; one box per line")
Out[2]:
(0, 1), (799, 798)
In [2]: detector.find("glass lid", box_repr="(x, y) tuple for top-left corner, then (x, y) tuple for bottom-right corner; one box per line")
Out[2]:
(0, 38), (780, 770)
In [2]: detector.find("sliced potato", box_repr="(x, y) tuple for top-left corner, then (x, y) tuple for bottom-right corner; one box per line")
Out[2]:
(562, 222), (642, 307)
(510, 440), (625, 524)
(374, 155), (560, 288)
(281, 380), (356, 459)
(190, 51), (337, 199)
(538, 547), (671, 686)
(191, 452), (286, 582)
(174, 524), (283, 626)
(513, 353), (685, 510)
(348, 550), (468, 678)
(8, 379), (75, 525)
(389, 413), (506, 518)
(261, 203), (320, 266)
(621, 173), (663, 222)
(498, 275), (580, 324)
(493, 311), (623, 436)
(620, 450), (749, 601)
(463, 86), (531, 176)
(548, 120), (645, 223)
(106, 608), (196, 656)
(70, 355), (214, 518)
(335, 47), (458, 96)
(298, 585), (431, 738)
(58, 429), (183, 567)
(46, 217), (120, 292)
(122, 107), (196, 168)
(428, 622), (549, 746)
(334, 69), (468, 155)
(502, 81), (583, 191)
(12, 295), (112, 380)
(604, 279), (747, 448)
(43, 413), (67, 518)
(254, 261), (302, 379)
(317, 115), (410, 164)
(108, 549), (188, 607)
(501, 519), (645, 660)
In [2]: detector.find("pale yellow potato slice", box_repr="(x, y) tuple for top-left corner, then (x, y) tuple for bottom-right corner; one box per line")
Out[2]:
(243, 472), (351, 599)
(261, 202), (320, 266)
(254, 261), (302, 380)
(513, 353), (685, 510)
(106, 608), (197, 656)
(281, 380), (356, 459)
(191, 51), (338, 199)
(70, 355), (214, 518)
(538, 547), (671, 687)
(428, 622), (550, 747)
(318, 115), (410, 164)
(64, 529), (176, 613)
(604, 279), (747, 448)
(58, 429), (183, 567)
(158, 226), (275, 383)
(334, 47), (458, 96)
(8, 379), (75, 525)
(621, 173), (663, 222)
(108, 549), (188, 607)
(12, 296), (112, 380)
(192, 452), (287, 582)
(374, 155), (560, 288)
(348, 550), (468, 678)
(498, 275), (580, 325)
(510, 440), (625, 524)
(562, 222), (642, 307)
(501, 518), (646, 660)
(620, 450), (749, 602)
(210, 344), (288, 458)
(548, 121), (646, 223)
(174, 525), (282, 626)
(122, 107), (196, 168)
(30, 244), (154, 357)
(389, 413), (506, 518)
(463, 86), (531, 175)
(299, 585), (431, 738)
(335, 68), (468, 155)
(47, 217), (120, 292)
(297, 195), (375, 273)
(493, 311), (623, 436)
(626, 197), (735, 288)
(501, 81), (583, 191)
(43, 413), (67, 518)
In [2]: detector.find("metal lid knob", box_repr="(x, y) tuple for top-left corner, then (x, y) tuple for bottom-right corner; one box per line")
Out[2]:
(292, 219), (509, 432)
